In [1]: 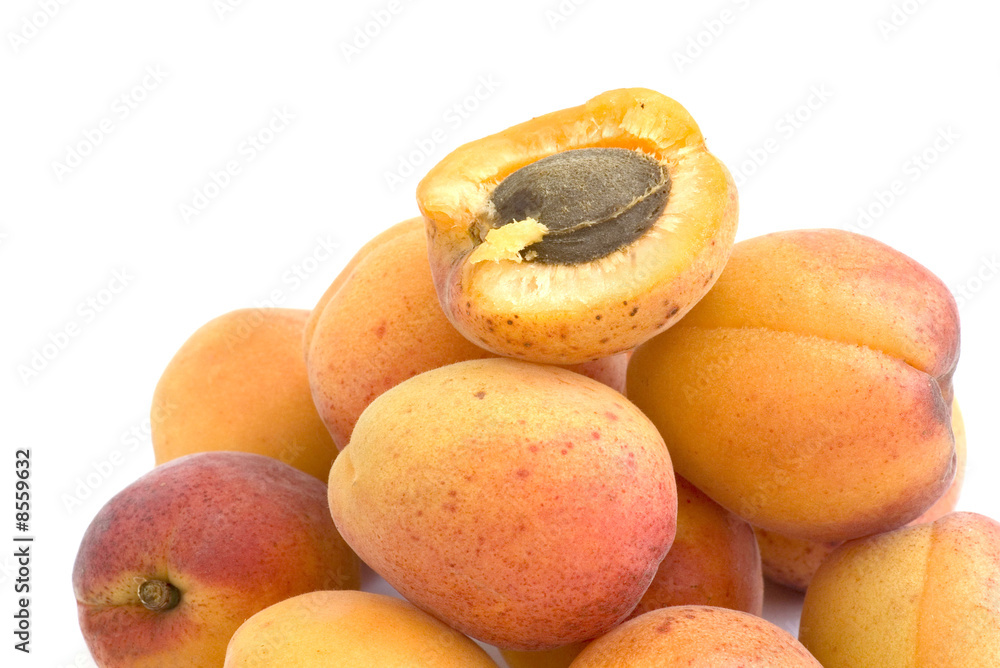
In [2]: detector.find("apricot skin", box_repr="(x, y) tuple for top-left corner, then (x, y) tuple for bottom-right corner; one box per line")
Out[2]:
(501, 475), (762, 668)
(306, 218), (629, 450)
(502, 644), (587, 668)
(799, 512), (1000, 667)
(224, 590), (499, 667)
(627, 229), (959, 543)
(73, 452), (359, 668)
(756, 398), (966, 591)
(632, 476), (763, 618)
(568, 605), (821, 667)
(328, 359), (677, 651)
(152, 308), (337, 481)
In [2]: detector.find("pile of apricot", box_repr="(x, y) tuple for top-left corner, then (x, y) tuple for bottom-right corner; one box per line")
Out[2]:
(75, 88), (997, 668)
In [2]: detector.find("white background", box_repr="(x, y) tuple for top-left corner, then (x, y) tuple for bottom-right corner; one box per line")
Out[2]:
(2, 0), (998, 665)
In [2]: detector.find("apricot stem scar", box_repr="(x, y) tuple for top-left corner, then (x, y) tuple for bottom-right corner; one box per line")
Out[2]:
(138, 579), (181, 612)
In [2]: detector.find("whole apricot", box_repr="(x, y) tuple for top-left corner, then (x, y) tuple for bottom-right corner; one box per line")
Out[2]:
(756, 397), (967, 591)
(500, 475), (762, 668)
(328, 358), (676, 650)
(568, 605), (821, 667)
(73, 452), (359, 667)
(628, 229), (959, 543)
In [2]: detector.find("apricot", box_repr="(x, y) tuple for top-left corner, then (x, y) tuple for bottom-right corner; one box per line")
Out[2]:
(417, 87), (738, 364)
(757, 397), (967, 591)
(327, 358), (677, 650)
(628, 229), (959, 542)
(302, 219), (418, 350)
(224, 590), (499, 667)
(799, 512), (1000, 666)
(632, 475), (763, 617)
(568, 605), (821, 667)
(152, 308), (337, 481)
(73, 452), (360, 668)
(500, 475), (762, 668)
(306, 218), (628, 449)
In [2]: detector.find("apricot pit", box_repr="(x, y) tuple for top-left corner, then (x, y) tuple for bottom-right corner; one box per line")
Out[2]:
(481, 147), (670, 264)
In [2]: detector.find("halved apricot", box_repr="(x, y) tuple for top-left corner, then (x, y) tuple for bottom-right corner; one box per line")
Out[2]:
(417, 88), (738, 364)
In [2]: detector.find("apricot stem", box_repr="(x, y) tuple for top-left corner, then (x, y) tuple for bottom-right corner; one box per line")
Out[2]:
(137, 579), (181, 612)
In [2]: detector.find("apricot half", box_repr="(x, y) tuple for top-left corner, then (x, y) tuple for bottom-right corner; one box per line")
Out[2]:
(327, 358), (677, 650)
(628, 229), (959, 543)
(417, 87), (738, 364)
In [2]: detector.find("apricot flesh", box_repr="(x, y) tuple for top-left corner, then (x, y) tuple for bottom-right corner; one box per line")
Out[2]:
(799, 512), (1000, 667)
(417, 87), (738, 364)
(627, 229), (959, 543)
(327, 358), (677, 650)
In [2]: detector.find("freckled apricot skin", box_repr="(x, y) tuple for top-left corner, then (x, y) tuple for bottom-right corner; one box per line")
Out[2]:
(501, 475), (763, 668)
(306, 219), (630, 450)
(568, 605), (821, 667)
(72, 452), (360, 668)
(417, 88), (738, 365)
(327, 358), (677, 651)
(631, 476), (763, 618)
(627, 229), (959, 543)
(799, 512), (1000, 667)
(756, 398), (966, 591)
